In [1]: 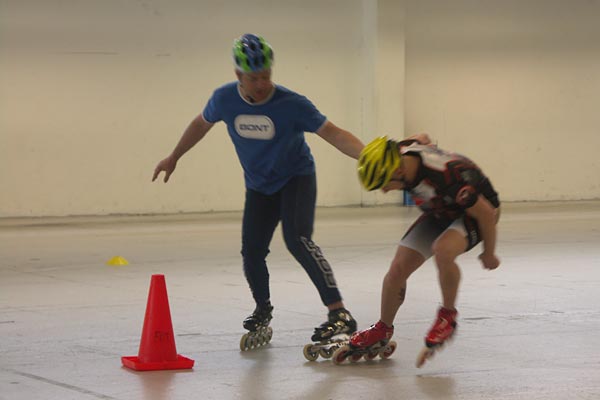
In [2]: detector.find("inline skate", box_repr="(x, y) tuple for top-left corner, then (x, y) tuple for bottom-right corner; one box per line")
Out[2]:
(303, 308), (357, 361)
(332, 320), (397, 365)
(239, 304), (274, 351)
(416, 307), (457, 367)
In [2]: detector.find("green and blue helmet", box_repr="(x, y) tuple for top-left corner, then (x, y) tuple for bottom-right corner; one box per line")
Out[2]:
(232, 33), (274, 73)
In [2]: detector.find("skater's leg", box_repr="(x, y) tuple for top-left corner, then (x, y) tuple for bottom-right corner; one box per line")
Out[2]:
(348, 248), (422, 351)
(380, 245), (426, 326)
(416, 218), (476, 366)
(241, 189), (281, 308)
(279, 174), (357, 341)
(280, 174), (342, 307)
(326, 300), (344, 311)
(351, 246), (424, 350)
(378, 214), (443, 325)
(239, 191), (280, 350)
(431, 229), (468, 310)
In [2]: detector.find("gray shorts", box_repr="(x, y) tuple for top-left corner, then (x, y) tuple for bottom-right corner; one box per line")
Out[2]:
(399, 213), (481, 259)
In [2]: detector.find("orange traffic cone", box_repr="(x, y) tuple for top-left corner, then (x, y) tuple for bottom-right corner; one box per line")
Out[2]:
(121, 274), (194, 371)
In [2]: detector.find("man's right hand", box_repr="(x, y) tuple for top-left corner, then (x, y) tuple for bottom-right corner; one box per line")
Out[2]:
(152, 155), (177, 183)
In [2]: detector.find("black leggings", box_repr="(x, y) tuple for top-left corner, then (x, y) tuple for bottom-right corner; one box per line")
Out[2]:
(241, 173), (342, 308)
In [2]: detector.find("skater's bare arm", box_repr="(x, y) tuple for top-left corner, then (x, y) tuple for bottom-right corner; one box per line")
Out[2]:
(152, 114), (214, 183)
(466, 195), (500, 270)
(317, 121), (364, 160)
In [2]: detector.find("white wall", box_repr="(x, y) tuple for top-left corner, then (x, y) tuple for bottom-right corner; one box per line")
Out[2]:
(359, 0), (407, 206)
(2, 0), (599, 217)
(405, 0), (600, 201)
(0, 0), (373, 217)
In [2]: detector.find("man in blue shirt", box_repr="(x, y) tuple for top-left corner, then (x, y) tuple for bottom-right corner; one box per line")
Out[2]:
(153, 34), (364, 350)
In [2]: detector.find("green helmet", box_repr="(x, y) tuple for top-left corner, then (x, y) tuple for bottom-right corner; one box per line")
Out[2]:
(232, 33), (274, 73)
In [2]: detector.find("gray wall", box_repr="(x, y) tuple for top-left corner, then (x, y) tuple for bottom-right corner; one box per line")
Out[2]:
(1, 0), (598, 217)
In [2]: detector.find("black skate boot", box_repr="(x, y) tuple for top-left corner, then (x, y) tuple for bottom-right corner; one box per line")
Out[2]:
(240, 304), (274, 351)
(311, 308), (357, 341)
(303, 308), (357, 361)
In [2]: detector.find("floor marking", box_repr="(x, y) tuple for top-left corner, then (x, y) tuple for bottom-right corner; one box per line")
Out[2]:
(5, 369), (119, 400)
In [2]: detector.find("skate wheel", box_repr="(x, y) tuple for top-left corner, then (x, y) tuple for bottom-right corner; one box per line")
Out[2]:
(251, 335), (261, 349)
(364, 349), (379, 360)
(258, 327), (272, 347)
(263, 333), (272, 346)
(332, 345), (350, 365)
(239, 333), (250, 351)
(349, 352), (362, 363)
(380, 340), (397, 359)
(257, 334), (266, 347)
(319, 346), (335, 359)
(303, 344), (319, 361)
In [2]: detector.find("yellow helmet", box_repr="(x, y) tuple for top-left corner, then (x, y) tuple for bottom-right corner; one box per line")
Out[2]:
(357, 136), (401, 191)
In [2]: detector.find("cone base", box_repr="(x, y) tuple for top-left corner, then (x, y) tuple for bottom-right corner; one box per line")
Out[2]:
(121, 354), (195, 371)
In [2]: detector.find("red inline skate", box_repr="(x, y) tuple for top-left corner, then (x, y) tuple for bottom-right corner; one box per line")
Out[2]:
(332, 320), (397, 365)
(416, 307), (458, 367)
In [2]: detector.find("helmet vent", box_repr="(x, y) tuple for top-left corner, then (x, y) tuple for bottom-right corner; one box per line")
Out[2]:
(233, 34), (274, 72)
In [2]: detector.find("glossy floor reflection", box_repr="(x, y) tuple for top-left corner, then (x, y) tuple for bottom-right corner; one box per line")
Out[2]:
(1, 201), (599, 400)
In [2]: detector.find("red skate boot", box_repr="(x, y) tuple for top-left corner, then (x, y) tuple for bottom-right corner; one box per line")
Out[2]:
(416, 307), (458, 368)
(332, 321), (397, 365)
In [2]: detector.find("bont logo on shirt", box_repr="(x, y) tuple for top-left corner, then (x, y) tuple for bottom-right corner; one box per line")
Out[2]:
(234, 115), (275, 140)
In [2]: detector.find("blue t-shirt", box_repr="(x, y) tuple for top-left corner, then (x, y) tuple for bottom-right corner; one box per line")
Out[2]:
(202, 82), (327, 194)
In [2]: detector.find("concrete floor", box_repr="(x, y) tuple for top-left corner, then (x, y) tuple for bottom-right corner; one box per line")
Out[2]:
(1, 201), (599, 400)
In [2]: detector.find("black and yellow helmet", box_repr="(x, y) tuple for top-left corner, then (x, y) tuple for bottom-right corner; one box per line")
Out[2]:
(357, 136), (401, 191)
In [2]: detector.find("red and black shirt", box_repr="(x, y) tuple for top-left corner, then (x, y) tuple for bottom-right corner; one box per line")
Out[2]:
(399, 141), (500, 220)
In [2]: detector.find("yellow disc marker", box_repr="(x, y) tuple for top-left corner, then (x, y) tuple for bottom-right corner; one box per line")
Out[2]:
(107, 256), (129, 266)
